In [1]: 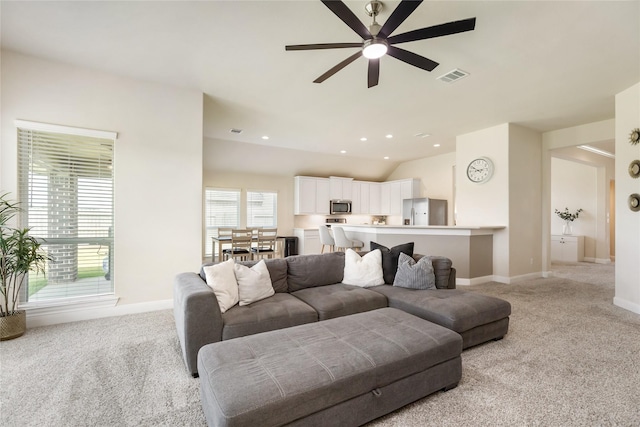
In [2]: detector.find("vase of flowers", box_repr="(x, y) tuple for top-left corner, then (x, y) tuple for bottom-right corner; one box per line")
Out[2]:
(554, 207), (583, 235)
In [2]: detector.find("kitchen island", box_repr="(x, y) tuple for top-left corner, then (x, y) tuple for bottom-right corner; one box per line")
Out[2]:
(341, 224), (505, 285)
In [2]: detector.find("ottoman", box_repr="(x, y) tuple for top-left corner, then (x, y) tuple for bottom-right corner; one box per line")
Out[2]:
(197, 307), (463, 427)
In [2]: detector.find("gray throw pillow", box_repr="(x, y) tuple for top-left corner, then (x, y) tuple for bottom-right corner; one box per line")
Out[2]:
(393, 252), (436, 290)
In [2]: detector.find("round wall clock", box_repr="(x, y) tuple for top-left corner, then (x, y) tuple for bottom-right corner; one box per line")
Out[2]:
(466, 157), (494, 183)
(629, 160), (640, 179)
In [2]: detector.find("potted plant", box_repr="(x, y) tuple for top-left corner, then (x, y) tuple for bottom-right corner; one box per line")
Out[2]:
(0, 193), (49, 340)
(554, 207), (584, 235)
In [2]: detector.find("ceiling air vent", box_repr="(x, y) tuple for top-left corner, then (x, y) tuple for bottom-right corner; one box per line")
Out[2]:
(437, 68), (469, 83)
(229, 128), (243, 134)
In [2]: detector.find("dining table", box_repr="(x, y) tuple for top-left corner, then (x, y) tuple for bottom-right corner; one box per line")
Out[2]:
(210, 235), (284, 262)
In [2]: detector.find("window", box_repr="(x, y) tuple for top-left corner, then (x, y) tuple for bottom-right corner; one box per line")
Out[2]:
(204, 188), (240, 257)
(247, 191), (278, 227)
(16, 120), (116, 304)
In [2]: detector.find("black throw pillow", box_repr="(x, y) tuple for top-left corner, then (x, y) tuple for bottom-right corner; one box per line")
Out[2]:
(370, 241), (415, 284)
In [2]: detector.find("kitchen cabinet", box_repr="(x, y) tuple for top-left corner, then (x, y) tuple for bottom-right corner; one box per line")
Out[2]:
(294, 176), (329, 215)
(380, 179), (420, 215)
(329, 177), (353, 200)
(351, 181), (371, 214)
(551, 235), (584, 262)
(293, 228), (321, 255)
(369, 182), (381, 214)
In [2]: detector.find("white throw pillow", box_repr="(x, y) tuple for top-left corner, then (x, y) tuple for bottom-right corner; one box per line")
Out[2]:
(203, 259), (238, 313)
(234, 259), (275, 306)
(342, 248), (385, 287)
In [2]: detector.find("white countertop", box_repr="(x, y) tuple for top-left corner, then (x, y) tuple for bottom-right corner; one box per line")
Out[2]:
(340, 224), (505, 236)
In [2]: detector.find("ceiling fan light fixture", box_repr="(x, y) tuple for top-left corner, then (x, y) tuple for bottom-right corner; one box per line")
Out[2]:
(362, 38), (388, 59)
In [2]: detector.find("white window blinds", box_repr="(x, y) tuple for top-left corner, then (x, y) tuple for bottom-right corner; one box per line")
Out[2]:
(16, 121), (116, 303)
(247, 191), (277, 227)
(204, 188), (240, 257)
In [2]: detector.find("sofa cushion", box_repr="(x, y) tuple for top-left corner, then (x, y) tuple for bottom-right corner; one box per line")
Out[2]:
(342, 249), (384, 287)
(370, 285), (511, 333)
(393, 253), (435, 290)
(286, 252), (345, 292)
(370, 241), (414, 284)
(200, 258), (288, 293)
(202, 259), (238, 313)
(234, 260), (275, 306)
(414, 256), (452, 289)
(292, 283), (388, 321)
(222, 293), (318, 340)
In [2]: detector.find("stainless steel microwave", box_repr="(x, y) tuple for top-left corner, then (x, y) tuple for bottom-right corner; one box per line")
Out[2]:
(330, 199), (352, 215)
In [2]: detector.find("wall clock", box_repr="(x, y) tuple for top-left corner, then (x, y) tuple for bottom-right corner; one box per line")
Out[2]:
(466, 157), (494, 183)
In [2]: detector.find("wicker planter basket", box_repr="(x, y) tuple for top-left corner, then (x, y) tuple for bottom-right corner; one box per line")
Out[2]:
(0, 310), (26, 341)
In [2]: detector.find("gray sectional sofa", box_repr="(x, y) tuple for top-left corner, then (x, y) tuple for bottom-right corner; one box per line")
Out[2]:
(173, 251), (511, 377)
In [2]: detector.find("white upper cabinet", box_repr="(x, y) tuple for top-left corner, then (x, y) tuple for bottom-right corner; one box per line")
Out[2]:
(380, 179), (420, 215)
(329, 177), (353, 200)
(296, 176), (419, 216)
(294, 176), (329, 215)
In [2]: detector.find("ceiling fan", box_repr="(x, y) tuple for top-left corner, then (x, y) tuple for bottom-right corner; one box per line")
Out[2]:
(285, 0), (476, 88)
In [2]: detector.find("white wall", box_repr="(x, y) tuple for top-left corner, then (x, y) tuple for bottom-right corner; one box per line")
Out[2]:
(551, 158), (598, 257)
(542, 119), (615, 272)
(456, 123), (511, 279)
(385, 151), (456, 225)
(1, 51), (203, 313)
(508, 124), (542, 277)
(614, 82), (640, 314)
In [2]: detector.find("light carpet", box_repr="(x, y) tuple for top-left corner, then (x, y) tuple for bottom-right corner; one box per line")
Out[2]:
(1, 262), (638, 426)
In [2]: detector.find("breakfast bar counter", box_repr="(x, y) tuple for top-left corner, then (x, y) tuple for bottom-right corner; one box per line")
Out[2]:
(340, 225), (505, 285)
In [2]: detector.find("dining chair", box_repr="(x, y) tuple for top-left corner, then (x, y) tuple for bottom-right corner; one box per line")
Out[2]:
(251, 227), (278, 260)
(318, 225), (335, 253)
(332, 226), (364, 252)
(222, 229), (253, 261)
(212, 227), (234, 262)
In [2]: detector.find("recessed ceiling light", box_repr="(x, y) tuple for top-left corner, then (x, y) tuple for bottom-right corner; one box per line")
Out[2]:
(261, 135), (269, 140)
(385, 134), (393, 139)
(433, 144), (440, 147)
(414, 133), (431, 138)
(340, 150), (347, 154)
(384, 156), (389, 160)
(360, 137), (367, 142)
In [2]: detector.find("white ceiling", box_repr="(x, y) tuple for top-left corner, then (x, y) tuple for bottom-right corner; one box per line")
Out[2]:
(2, 1), (638, 172)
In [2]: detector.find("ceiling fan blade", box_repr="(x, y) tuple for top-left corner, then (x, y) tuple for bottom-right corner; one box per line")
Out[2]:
(321, 0), (372, 40)
(377, 0), (423, 39)
(286, 42), (362, 51)
(368, 59), (380, 88)
(313, 51), (362, 83)
(387, 45), (439, 71)
(388, 17), (476, 45)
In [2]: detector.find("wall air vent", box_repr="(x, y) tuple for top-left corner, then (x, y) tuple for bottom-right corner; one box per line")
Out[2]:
(437, 68), (469, 83)
(229, 128), (243, 134)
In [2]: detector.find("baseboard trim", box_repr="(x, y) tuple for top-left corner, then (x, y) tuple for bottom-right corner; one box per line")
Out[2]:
(613, 297), (640, 315)
(456, 275), (493, 286)
(26, 299), (173, 328)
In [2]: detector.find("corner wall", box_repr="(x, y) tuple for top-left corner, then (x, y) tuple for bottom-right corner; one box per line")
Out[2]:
(1, 51), (203, 318)
(614, 82), (640, 314)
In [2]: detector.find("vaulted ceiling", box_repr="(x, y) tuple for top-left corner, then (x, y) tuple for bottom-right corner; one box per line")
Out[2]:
(2, 1), (638, 176)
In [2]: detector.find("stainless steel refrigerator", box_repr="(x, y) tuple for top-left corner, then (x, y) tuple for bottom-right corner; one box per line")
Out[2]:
(402, 198), (448, 226)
